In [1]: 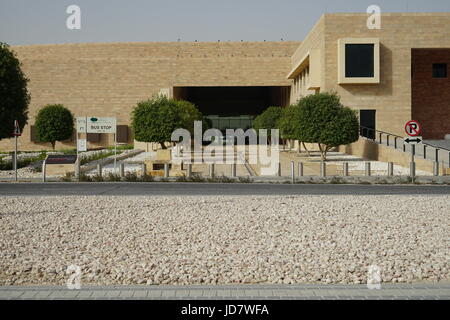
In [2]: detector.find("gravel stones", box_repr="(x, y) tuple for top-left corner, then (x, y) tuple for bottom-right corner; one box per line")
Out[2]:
(0, 195), (448, 286)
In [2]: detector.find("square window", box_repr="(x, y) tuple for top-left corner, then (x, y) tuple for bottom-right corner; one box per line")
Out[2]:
(432, 63), (447, 78)
(345, 44), (375, 78)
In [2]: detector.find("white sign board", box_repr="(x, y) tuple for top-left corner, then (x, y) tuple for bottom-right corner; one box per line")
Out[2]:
(87, 117), (116, 134)
(404, 136), (422, 145)
(76, 117), (87, 132)
(77, 139), (87, 152)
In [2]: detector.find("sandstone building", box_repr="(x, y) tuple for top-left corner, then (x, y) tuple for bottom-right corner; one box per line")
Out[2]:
(1, 13), (449, 166)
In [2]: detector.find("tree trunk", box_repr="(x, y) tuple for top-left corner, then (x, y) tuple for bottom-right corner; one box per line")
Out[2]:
(51, 141), (56, 150)
(302, 142), (310, 157)
(318, 143), (327, 161)
(159, 142), (167, 149)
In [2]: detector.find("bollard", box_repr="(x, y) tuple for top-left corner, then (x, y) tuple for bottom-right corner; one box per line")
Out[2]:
(187, 163), (192, 178)
(141, 163), (147, 177)
(291, 161), (295, 183)
(410, 162), (416, 179)
(119, 163), (125, 178)
(388, 162), (394, 176)
(164, 163), (169, 178)
(97, 164), (102, 177)
(75, 158), (81, 181)
(343, 162), (349, 176)
(365, 162), (371, 176)
(209, 163), (215, 178)
(320, 162), (326, 177)
(298, 162), (304, 177)
(277, 162), (281, 177)
(42, 160), (46, 182)
(231, 163), (236, 178)
(433, 162), (439, 176)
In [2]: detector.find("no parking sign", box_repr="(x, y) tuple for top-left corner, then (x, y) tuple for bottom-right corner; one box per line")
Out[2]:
(404, 120), (421, 137)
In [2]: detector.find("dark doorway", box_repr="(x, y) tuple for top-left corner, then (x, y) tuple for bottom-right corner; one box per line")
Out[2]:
(173, 86), (290, 131)
(360, 110), (376, 140)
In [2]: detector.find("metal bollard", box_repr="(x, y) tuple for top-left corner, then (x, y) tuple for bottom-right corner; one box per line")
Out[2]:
(365, 162), (371, 176)
(164, 163), (169, 178)
(291, 161), (295, 183)
(433, 162), (439, 176)
(231, 163), (236, 178)
(410, 162), (416, 179)
(320, 162), (326, 177)
(388, 162), (394, 176)
(141, 163), (147, 177)
(277, 162), (281, 177)
(187, 163), (192, 178)
(298, 162), (303, 177)
(343, 162), (349, 176)
(209, 163), (215, 178)
(119, 163), (125, 178)
(97, 164), (102, 177)
(42, 160), (46, 182)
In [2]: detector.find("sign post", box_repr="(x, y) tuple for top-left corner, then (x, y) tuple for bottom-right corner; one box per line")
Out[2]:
(12, 120), (21, 182)
(404, 120), (422, 182)
(76, 117), (88, 181)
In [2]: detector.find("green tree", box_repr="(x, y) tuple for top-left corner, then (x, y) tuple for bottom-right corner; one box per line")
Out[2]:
(296, 92), (359, 160)
(35, 104), (74, 150)
(175, 99), (203, 135)
(0, 42), (30, 140)
(131, 96), (184, 149)
(253, 106), (283, 135)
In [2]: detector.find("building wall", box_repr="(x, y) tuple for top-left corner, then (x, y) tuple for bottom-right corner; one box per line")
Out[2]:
(412, 49), (450, 139)
(0, 41), (300, 151)
(322, 13), (450, 137)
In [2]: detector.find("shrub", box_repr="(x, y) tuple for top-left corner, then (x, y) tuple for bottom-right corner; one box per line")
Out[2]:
(0, 43), (30, 140)
(253, 106), (283, 137)
(132, 96), (203, 149)
(124, 172), (138, 182)
(105, 172), (122, 182)
(295, 92), (359, 160)
(35, 104), (74, 150)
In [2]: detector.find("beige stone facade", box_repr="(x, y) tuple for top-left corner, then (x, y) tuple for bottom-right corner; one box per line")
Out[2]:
(1, 13), (449, 161)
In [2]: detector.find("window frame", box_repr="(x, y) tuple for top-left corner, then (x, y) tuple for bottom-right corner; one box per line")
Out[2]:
(338, 38), (380, 84)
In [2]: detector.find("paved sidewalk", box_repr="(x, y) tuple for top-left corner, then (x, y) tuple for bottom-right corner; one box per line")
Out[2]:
(1, 284), (449, 300)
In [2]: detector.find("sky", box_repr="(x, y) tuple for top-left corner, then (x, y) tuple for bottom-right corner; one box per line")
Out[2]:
(0, 0), (449, 45)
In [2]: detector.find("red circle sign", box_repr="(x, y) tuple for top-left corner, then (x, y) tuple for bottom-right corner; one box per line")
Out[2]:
(404, 120), (421, 137)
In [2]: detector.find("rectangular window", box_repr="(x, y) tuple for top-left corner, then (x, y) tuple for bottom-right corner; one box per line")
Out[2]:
(432, 63), (447, 78)
(345, 44), (375, 78)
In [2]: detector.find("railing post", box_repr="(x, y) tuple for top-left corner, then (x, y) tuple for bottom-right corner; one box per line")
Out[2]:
(119, 163), (125, 178)
(277, 162), (281, 177)
(187, 163), (192, 178)
(298, 162), (303, 177)
(423, 145), (427, 160)
(141, 163), (147, 177)
(343, 162), (349, 176)
(42, 160), (46, 182)
(388, 162), (394, 176)
(164, 163), (169, 178)
(365, 162), (371, 176)
(209, 163), (215, 178)
(379, 132), (382, 144)
(291, 161), (295, 184)
(433, 162), (439, 176)
(320, 162), (326, 177)
(386, 135), (390, 147)
(394, 137), (397, 149)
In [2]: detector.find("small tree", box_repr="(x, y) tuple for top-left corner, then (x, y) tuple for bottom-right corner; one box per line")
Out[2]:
(35, 104), (74, 150)
(296, 92), (359, 160)
(277, 105), (301, 150)
(175, 99), (203, 135)
(131, 96), (185, 149)
(253, 106), (283, 134)
(0, 43), (30, 140)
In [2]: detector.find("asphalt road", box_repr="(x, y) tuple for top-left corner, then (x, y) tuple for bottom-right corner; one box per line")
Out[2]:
(0, 182), (449, 196)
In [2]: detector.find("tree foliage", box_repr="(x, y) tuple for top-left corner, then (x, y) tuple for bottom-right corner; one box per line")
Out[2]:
(0, 42), (30, 140)
(253, 106), (283, 135)
(295, 92), (359, 160)
(131, 96), (203, 149)
(277, 105), (301, 140)
(35, 104), (74, 150)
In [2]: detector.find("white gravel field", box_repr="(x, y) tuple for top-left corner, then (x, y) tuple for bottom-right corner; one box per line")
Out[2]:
(0, 195), (449, 286)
